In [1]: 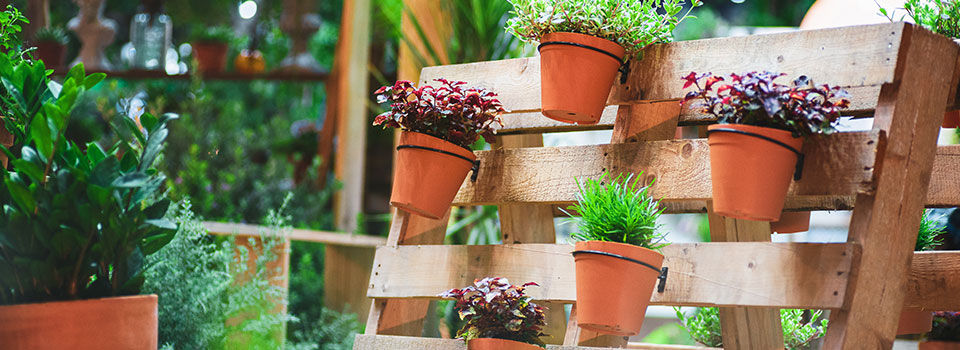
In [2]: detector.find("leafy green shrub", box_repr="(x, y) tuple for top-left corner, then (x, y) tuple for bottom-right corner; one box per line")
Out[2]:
(565, 172), (666, 249)
(0, 5), (27, 59)
(673, 307), (721, 347)
(505, 0), (702, 57)
(916, 210), (944, 251)
(286, 307), (361, 350)
(676, 307), (828, 349)
(880, 0), (960, 39)
(33, 26), (68, 45)
(192, 26), (237, 44)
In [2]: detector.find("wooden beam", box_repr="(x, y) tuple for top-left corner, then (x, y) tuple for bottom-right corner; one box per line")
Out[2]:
(366, 243), (856, 309)
(203, 222), (385, 247)
(926, 145), (960, 207)
(332, 0), (371, 232)
(354, 334), (722, 350)
(903, 251), (960, 310)
(323, 245), (377, 324)
(453, 132), (879, 209)
(824, 24), (959, 349)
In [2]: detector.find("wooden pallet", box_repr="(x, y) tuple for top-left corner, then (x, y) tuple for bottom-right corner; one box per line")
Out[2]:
(357, 23), (960, 349)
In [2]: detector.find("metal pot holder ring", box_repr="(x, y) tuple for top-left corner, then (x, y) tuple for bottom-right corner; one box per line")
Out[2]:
(396, 144), (480, 182)
(537, 40), (632, 84)
(706, 127), (806, 180)
(571, 249), (670, 293)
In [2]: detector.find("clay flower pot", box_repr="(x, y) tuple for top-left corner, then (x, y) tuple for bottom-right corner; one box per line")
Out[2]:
(921, 341), (960, 350)
(572, 240), (664, 336)
(391, 131), (476, 219)
(34, 42), (67, 69)
(943, 110), (960, 128)
(538, 32), (625, 125)
(192, 42), (229, 73)
(468, 338), (541, 350)
(708, 124), (803, 221)
(897, 309), (933, 335)
(0, 294), (158, 350)
(770, 211), (811, 233)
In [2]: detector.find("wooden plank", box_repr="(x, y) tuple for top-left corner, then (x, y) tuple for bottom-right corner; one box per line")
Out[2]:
(366, 243), (856, 309)
(332, 0), (371, 232)
(203, 222), (385, 247)
(323, 245), (376, 323)
(824, 24), (959, 349)
(354, 335), (718, 350)
(926, 145), (960, 207)
(903, 251), (960, 310)
(453, 132), (879, 209)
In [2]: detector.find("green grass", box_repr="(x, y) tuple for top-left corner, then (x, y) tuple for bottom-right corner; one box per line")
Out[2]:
(566, 172), (666, 250)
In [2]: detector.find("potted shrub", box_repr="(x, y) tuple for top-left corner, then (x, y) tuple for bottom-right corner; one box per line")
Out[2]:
(565, 172), (667, 336)
(0, 62), (178, 349)
(897, 211), (944, 335)
(440, 277), (547, 350)
(373, 79), (504, 219)
(676, 307), (828, 349)
(191, 26), (234, 73)
(506, 0), (701, 124)
(31, 26), (69, 70)
(681, 71), (851, 221)
(922, 312), (960, 349)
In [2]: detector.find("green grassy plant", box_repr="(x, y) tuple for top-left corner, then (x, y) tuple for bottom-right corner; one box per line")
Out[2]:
(676, 307), (828, 349)
(566, 172), (666, 249)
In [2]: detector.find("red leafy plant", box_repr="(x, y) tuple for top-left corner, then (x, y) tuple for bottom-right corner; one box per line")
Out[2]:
(930, 311), (960, 342)
(439, 277), (547, 347)
(373, 79), (505, 149)
(680, 71), (851, 137)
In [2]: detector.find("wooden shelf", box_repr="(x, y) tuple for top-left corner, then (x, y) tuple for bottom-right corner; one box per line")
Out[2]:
(51, 68), (329, 82)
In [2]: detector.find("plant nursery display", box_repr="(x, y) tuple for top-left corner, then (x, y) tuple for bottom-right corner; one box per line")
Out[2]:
(0, 60), (177, 348)
(897, 211), (945, 335)
(191, 26), (234, 73)
(681, 71), (850, 221)
(440, 277), (547, 350)
(31, 26), (69, 69)
(676, 307), (828, 349)
(506, 0), (701, 124)
(373, 79), (504, 219)
(565, 172), (667, 336)
(922, 311), (960, 350)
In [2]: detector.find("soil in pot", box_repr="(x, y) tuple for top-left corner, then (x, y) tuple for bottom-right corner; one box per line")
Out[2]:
(944, 110), (960, 128)
(391, 131), (476, 219)
(573, 240), (664, 336)
(708, 124), (803, 221)
(34, 42), (66, 69)
(897, 309), (933, 335)
(468, 338), (541, 350)
(538, 32), (625, 125)
(770, 211), (811, 233)
(920, 341), (960, 350)
(192, 42), (229, 73)
(0, 294), (158, 350)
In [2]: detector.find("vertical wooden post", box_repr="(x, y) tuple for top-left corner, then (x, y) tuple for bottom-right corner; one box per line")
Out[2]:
(332, 0), (371, 233)
(823, 25), (958, 349)
(706, 203), (784, 350)
(323, 245), (376, 324)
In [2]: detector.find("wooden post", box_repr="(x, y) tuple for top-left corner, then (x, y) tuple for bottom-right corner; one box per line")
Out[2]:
(823, 25), (958, 348)
(323, 245), (376, 324)
(332, 0), (371, 233)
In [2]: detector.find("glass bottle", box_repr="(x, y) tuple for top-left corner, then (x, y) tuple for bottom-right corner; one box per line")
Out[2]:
(129, 0), (171, 70)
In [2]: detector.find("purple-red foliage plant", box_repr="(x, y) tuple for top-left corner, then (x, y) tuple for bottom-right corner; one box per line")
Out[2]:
(439, 277), (547, 347)
(373, 79), (505, 149)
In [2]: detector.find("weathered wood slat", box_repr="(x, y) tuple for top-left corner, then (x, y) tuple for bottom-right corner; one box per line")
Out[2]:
(453, 132), (878, 210)
(366, 243), (856, 309)
(926, 145), (960, 207)
(203, 222), (385, 247)
(903, 251), (960, 310)
(353, 335), (717, 350)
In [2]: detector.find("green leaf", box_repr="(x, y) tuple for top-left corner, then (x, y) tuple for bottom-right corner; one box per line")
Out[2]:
(139, 127), (167, 171)
(4, 178), (35, 213)
(66, 62), (85, 85)
(86, 184), (111, 206)
(139, 113), (158, 134)
(83, 72), (106, 89)
(29, 113), (53, 160)
(112, 172), (149, 188)
(86, 142), (106, 165)
(11, 159), (43, 183)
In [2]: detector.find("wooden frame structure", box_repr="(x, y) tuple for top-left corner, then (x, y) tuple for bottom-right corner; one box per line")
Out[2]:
(356, 23), (960, 349)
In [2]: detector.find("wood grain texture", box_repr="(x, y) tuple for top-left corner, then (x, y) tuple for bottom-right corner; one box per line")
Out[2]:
(903, 251), (960, 310)
(354, 335), (719, 350)
(453, 132), (879, 210)
(611, 102), (680, 143)
(926, 145), (960, 207)
(824, 24), (959, 349)
(323, 245), (376, 324)
(366, 243), (856, 309)
(203, 222), (385, 247)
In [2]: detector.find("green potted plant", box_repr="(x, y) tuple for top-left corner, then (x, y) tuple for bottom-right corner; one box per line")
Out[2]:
(440, 277), (547, 350)
(31, 26), (69, 70)
(923, 312), (960, 349)
(505, 0), (701, 124)
(681, 71), (851, 221)
(879, 0), (960, 128)
(565, 172), (667, 336)
(677, 307), (829, 349)
(373, 79), (504, 219)
(897, 211), (944, 335)
(0, 61), (178, 349)
(191, 26), (234, 73)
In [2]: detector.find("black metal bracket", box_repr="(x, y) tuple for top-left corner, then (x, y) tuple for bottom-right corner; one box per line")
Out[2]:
(571, 249), (669, 293)
(657, 267), (669, 293)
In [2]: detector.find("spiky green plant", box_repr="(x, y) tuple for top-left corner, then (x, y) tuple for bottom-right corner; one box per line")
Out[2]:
(676, 308), (828, 350)
(565, 172), (666, 249)
(33, 26), (68, 45)
(674, 307), (722, 347)
(916, 210), (945, 251)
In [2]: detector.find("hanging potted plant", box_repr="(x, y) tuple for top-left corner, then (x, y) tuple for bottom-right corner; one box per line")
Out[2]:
(373, 79), (504, 219)
(31, 27), (69, 70)
(898, 211), (944, 335)
(565, 172), (667, 336)
(0, 62), (178, 349)
(440, 277), (547, 350)
(922, 312), (960, 349)
(505, 0), (701, 125)
(681, 71), (851, 221)
(191, 26), (234, 73)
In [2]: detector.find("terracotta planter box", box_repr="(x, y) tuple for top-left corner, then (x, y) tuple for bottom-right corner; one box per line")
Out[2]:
(0, 294), (158, 350)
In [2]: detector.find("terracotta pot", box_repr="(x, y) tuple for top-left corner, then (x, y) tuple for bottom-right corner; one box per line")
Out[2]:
(708, 124), (803, 221)
(468, 338), (541, 350)
(573, 240), (664, 336)
(897, 309), (933, 335)
(34, 42), (66, 70)
(770, 211), (811, 233)
(944, 110), (960, 128)
(192, 42), (229, 73)
(921, 341), (960, 350)
(391, 131), (476, 219)
(0, 294), (158, 350)
(538, 32), (625, 125)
